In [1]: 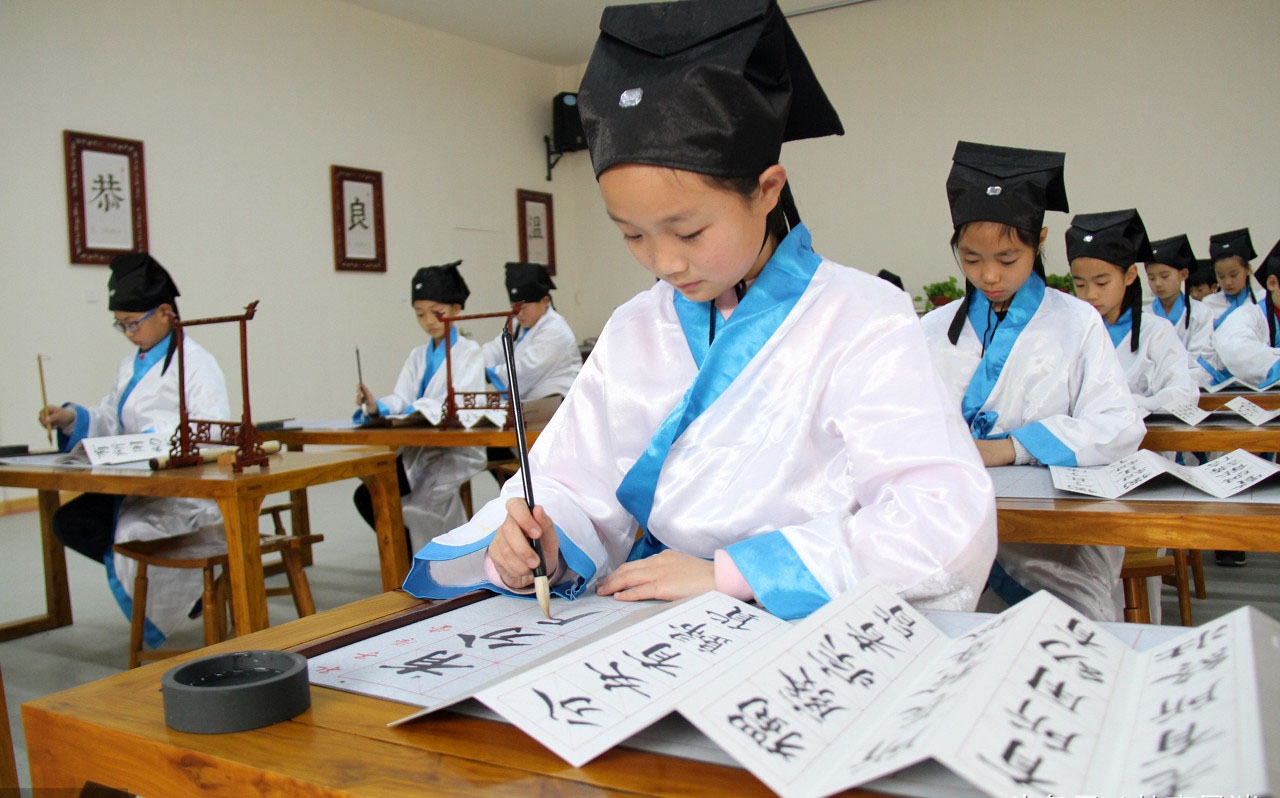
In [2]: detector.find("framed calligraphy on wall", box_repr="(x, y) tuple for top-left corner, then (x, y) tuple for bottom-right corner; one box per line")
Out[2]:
(331, 165), (386, 272)
(63, 130), (149, 265)
(517, 188), (555, 275)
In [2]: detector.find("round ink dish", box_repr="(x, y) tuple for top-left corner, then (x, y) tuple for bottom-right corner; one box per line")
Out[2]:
(161, 649), (310, 733)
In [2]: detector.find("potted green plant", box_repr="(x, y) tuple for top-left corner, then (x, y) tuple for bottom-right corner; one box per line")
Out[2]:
(921, 276), (964, 307)
(1045, 273), (1074, 294)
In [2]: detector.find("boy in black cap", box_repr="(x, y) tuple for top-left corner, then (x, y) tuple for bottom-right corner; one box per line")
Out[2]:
(1204, 227), (1260, 328)
(1067, 209), (1196, 414)
(37, 252), (230, 647)
(1188, 260), (1219, 302)
(404, 0), (995, 620)
(1145, 234), (1226, 388)
(352, 261), (486, 551)
(920, 143), (1145, 621)
(481, 262), (581, 402)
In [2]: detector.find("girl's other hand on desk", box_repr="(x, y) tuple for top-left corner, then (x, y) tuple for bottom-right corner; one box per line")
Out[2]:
(38, 404), (73, 430)
(975, 438), (1016, 467)
(489, 498), (560, 590)
(596, 550), (715, 602)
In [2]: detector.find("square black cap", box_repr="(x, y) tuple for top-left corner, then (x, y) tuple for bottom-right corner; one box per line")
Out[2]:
(1209, 228), (1255, 263)
(1065, 209), (1154, 268)
(412, 260), (469, 308)
(947, 141), (1069, 231)
(1257, 238), (1280, 286)
(505, 262), (556, 303)
(577, 0), (843, 179)
(1146, 234), (1196, 273)
(108, 252), (180, 312)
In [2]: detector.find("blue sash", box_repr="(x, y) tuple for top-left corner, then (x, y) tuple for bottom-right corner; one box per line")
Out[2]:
(960, 273), (1046, 438)
(1213, 289), (1253, 330)
(1106, 306), (1135, 348)
(418, 328), (458, 398)
(1151, 295), (1184, 326)
(614, 225), (820, 536)
(118, 333), (172, 423)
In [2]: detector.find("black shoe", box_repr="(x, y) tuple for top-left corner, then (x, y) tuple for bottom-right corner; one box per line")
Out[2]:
(1214, 550), (1247, 567)
(188, 597), (204, 619)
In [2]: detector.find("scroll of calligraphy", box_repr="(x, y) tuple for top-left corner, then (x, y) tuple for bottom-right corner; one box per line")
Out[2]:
(1049, 448), (1280, 499)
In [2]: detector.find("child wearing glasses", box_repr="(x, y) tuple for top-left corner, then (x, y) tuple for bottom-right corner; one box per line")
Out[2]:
(37, 252), (229, 648)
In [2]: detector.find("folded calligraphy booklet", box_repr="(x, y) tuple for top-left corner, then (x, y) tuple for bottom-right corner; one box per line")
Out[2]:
(309, 582), (1277, 798)
(1049, 448), (1280, 499)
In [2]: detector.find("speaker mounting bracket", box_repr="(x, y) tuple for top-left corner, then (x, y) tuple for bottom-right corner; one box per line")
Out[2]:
(544, 136), (564, 182)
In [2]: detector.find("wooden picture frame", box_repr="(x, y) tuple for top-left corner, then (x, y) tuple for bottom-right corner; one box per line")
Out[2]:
(331, 165), (386, 272)
(517, 188), (555, 275)
(63, 130), (148, 265)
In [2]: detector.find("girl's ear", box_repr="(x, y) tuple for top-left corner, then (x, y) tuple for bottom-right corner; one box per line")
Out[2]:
(1038, 226), (1049, 248)
(756, 164), (788, 213)
(1268, 274), (1280, 294)
(1123, 264), (1139, 286)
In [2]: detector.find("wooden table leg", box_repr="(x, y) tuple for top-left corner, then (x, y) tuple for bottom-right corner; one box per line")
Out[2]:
(217, 494), (269, 636)
(360, 466), (408, 590)
(283, 442), (315, 567)
(0, 489), (73, 642)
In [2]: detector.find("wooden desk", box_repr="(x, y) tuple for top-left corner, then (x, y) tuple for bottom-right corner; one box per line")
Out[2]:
(1199, 391), (1280, 410)
(0, 450), (406, 643)
(997, 493), (1280, 551)
(1141, 420), (1280, 453)
(21, 590), (886, 797)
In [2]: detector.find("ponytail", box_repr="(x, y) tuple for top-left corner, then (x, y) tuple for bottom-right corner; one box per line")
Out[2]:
(1122, 275), (1143, 352)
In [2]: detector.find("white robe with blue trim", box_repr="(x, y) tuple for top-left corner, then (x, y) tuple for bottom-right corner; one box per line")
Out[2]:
(1201, 284), (1260, 329)
(1151, 296), (1224, 388)
(405, 233), (997, 618)
(64, 335), (229, 643)
(920, 285), (1145, 621)
(1212, 303), (1280, 387)
(1115, 311), (1199, 414)
(481, 307), (581, 399)
(370, 335), (487, 550)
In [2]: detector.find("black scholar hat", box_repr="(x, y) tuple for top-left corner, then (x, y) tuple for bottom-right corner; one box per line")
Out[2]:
(1209, 228), (1255, 263)
(947, 141), (1069, 232)
(1146, 234), (1196, 273)
(411, 260), (470, 308)
(577, 0), (843, 179)
(1065, 209), (1154, 268)
(1188, 260), (1217, 288)
(1257, 238), (1280, 287)
(505, 262), (556, 303)
(107, 252), (180, 312)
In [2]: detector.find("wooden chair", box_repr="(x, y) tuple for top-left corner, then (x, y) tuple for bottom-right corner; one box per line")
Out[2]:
(113, 521), (324, 669)
(1120, 548), (1195, 626)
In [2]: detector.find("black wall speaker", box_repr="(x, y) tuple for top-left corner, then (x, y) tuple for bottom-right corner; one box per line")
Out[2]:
(551, 92), (587, 154)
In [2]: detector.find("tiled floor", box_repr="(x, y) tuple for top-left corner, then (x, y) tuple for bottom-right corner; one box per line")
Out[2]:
(1, 478), (1277, 788)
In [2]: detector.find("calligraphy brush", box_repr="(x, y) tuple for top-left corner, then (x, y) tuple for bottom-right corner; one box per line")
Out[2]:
(37, 354), (52, 445)
(502, 326), (551, 618)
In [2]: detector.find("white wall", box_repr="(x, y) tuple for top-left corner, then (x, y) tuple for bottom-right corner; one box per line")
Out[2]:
(3, 0), (1278, 495)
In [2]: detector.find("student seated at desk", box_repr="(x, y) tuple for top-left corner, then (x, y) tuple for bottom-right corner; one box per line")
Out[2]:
(481, 262), (582, 464)
(352, 262), (485, 551)
(1203, 228), (1260, 329)
(920, 142), (1145, 622)
(1145, 234), (1227, 388)
(1213, 239), (1280, 390)
(1067, 209), (1198, 414)
(37, 253), (230, 647)
(402, 0), (997, 620)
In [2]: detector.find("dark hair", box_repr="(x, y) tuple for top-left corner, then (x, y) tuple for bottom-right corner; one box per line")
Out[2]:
(1118, 265), (1143, 352)
(705, 172), (795, 246)
(945, 222), (1045, 345)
